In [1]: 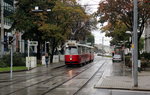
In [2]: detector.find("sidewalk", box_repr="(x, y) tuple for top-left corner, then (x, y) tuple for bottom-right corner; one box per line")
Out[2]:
(95, 62), (150, 91)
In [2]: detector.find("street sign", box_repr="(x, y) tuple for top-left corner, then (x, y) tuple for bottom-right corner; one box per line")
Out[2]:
(131, 44), (134, 48)
(29, 41), (38, 46)
(27, 40), (38, 70)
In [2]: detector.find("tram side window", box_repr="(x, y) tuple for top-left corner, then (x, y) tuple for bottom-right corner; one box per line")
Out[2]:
(82, 46), (85, 54)
(91, 48), (94, 54)
(86, 47), (89, 53)
(78, 46), (82, 54)
(85, 47), (87, 53)
(87, 48), (90, 53)
(65, 47), (78, 55)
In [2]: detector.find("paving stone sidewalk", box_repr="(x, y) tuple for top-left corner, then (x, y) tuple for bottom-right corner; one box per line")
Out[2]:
(95, 62), (150, 91)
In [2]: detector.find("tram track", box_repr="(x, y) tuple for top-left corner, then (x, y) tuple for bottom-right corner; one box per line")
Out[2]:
(0, 66), (69, 88)
(42, 59), (106, 95)
(2, 59), (101, 95)
(0, 60), (91, 88)
(73, 60), (106, 95)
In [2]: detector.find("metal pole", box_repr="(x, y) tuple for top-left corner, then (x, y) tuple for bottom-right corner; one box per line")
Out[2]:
(123, 42), (125, 65)
(102, 37), (104, 55)
(1, 0), (4, 57)
(10, 44), (13, 79)
(27, 40), (30, 70)
(133, 0), (138, 87)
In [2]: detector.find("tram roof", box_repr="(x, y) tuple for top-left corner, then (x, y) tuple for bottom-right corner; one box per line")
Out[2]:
(65, 41), (93, 48)
(77, 44), (94, 48)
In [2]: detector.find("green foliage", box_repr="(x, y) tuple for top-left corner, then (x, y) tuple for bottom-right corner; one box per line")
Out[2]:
(141, 52), (150, 60)
(139, 37), (144, 51)
(103, 21), (130, 46)
(0, 54), (10, 67)
(87, 34), (95, 45)
(12, 0), (95, 42)
(0, 53), (26, 68)
(125, 56), (132, 67)
(97, 0), (150, 43)
(11, 0), (96, 61)
(141, 52), (150, 68)
(13, 53), (26, 66)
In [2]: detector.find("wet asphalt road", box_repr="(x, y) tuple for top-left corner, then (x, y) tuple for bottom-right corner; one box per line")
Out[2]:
(0, 56), (150, 95)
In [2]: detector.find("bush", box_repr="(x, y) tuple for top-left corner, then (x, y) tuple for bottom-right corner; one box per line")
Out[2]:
(0, 53), (26, 67)
(13, 53), (26, 66)
(125, 56), (132, 67)
(0, 54), (10, 67)
(141, 52), (150, 60)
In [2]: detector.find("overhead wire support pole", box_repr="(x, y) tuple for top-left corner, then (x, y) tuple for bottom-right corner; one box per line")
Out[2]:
(1, 0), (4, 57)
(28, 40), (30, 70)
(102, 37), (104, 55)
(10, 43), (13, 80)
(133, 0), (138, 87)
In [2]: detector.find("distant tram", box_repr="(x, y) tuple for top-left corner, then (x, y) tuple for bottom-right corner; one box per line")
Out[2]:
(64, 40), (94, 66)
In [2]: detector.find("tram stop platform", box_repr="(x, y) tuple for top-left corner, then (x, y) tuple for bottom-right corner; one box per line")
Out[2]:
(95, 62), (150, 91)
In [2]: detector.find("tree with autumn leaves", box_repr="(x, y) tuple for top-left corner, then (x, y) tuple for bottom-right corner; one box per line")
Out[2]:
(10, 0), (96, 63)
(97, 0), (150, 47)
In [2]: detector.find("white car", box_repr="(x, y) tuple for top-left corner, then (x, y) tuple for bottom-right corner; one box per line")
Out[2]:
(112, 54), (122, 62)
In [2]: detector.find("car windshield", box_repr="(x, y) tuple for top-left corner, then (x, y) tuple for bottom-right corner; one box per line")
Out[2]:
(65, 47), (78, 55)
(113, 55), (121, 58)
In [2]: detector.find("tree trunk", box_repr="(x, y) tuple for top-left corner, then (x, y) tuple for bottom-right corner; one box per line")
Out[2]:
(37, 40), (41, 60)
(50, 46), (55, 63)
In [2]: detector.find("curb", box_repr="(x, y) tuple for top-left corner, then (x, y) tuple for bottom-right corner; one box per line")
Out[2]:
(51, 64), (66, 69)
(94, 86), (150, 91)
(94, 76), (150, 91)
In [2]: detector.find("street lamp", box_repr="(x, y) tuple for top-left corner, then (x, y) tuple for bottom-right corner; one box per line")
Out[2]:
(32, 6), (51, 12)
(32, 6), (51, 63)
(125, 0), (138, 87)
(132, 0), (138, 87)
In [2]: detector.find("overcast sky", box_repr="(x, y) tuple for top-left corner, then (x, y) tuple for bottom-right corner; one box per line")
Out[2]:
(78, 0), (111, 46)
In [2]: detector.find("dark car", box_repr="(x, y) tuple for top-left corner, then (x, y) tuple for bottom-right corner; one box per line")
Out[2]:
(97, 53), (103, 56)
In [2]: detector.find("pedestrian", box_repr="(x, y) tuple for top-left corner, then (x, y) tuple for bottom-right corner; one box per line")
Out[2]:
(45, 53), (49, 67)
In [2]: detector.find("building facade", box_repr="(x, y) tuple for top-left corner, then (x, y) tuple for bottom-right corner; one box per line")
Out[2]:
(1, 0), (14, 29)
(0, 0), (14, 53)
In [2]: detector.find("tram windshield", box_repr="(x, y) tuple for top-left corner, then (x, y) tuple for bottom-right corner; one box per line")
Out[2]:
(65, 47), (78, 55)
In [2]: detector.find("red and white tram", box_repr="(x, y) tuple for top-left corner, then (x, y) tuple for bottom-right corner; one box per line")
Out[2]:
(64, 40), (94, 66)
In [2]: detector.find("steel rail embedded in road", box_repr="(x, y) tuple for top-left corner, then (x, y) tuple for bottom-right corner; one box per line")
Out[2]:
(42, 60), (106, 95)
(3, 60), (98, 95)
(73, 61), (106, 95)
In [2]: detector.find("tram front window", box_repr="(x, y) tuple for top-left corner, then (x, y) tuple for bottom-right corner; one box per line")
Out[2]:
(65, 47), (78, 55)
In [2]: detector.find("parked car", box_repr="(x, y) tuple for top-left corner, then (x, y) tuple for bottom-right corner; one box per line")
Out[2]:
(97, 53), (103, 56)
(112, 54), (122, 62)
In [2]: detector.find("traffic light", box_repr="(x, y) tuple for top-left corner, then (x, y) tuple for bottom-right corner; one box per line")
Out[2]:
(4, 35), (8, 51)
(4, 35), (7, 44)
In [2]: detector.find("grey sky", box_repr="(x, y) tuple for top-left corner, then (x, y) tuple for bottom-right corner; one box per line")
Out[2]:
(78, 0), (111, 46)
